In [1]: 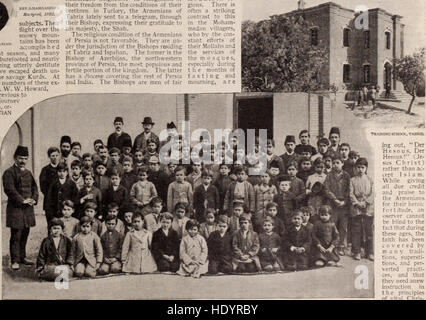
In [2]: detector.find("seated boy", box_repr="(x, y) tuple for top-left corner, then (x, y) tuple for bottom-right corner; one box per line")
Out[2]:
(83, 202), (102, 236)
(36, 218), (74, 281)
(232, 214), (261, 273)
(207, 215), (233, 274)
(98, 214), (123, 275)
(258, 216), (283, 272)
(100, 202), (125, 236)
(72, 216), (103, 278)
(152, 212), (180, 273)
(282, 211), (311, 271)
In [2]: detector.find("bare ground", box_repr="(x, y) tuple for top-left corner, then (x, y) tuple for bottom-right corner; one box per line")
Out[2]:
(2, 212), (374, 300)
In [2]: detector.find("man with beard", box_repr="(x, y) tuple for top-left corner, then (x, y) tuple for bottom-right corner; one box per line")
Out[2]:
(39, 147), (61, 227)
(59, 135), (72, 166)
(3, 146), (39, 270)
(107, 117), (132, 151)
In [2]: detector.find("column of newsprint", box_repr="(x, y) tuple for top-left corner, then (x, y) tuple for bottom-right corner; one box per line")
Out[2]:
(371, 130), (425, 300)
(0, 0), (241, 123)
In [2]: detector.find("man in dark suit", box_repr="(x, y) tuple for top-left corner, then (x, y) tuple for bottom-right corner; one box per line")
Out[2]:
(133, 117), (159, 153)
(2, 145), (39, 270)
(107, 116), (132, 151)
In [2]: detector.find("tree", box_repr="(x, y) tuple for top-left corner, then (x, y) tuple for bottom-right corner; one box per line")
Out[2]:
(393, 48), (425, 114)
(242, 15), (328, 92)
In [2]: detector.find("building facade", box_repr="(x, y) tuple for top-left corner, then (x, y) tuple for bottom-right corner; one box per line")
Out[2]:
(283, 1), (405, 95)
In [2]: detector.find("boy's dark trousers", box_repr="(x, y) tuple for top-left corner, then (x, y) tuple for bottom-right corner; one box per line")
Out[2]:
(235, 262), (257, 273)
(351, 215), (373, 255)
(208, 256), (233, 274)
(331, 206), (349, 249)
(285, 251), (309, 271)
(156, 257), (179, 272)
(10, 227), (30, 264)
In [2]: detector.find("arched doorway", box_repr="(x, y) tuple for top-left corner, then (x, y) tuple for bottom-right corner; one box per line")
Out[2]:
(383, 62), (392, 91)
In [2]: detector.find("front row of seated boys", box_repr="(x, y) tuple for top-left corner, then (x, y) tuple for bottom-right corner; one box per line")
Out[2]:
(36, 199), (343, 280)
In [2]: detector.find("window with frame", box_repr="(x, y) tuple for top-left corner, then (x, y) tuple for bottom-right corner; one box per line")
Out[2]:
(343, 64), (350, 83)
(343, 28), (350, 47)
(364, 31), (370, 48)
(385, 31), (391, 49)
(363, 65), (371, 83)
(311, 28), (318, 46)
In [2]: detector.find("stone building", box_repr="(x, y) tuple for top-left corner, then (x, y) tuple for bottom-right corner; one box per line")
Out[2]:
(283, 1), (405, 98)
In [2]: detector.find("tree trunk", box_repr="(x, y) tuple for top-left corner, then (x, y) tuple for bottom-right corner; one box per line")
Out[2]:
(407, 95), (416, 114)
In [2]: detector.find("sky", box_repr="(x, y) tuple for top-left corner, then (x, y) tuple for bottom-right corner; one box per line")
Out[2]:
(243, 0), (425, 54)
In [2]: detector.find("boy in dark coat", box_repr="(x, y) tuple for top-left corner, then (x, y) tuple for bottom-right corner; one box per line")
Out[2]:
(47, 162), (79, 220)
(120, 156), (138, 193)
(3, 146), (39, 270)
(207, 215), (233, 274)
(151, 212), (180, 272)
(36, 218), (74, 281)
(193, 170), (220, 223)
(147, 155), (170, 204)
(213, 163), (232, 215)
(98, 214), (123, 275)
(77, 171), (102, 219)
(282, 211), (312, 271)
(273, 175), (295, 226)
(39, 147), (60, 226)
(103, 171), (128, 219)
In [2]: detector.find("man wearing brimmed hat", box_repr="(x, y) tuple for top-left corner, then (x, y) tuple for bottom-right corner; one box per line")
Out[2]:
(2, 145), (39, 270)
(133, 116), (160, 154)
(107, 116), (132, 152)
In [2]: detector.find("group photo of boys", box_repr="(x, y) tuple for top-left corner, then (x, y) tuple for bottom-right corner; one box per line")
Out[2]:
(1, 104), (375, 287)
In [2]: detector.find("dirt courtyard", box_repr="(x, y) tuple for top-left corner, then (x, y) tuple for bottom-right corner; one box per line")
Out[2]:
(2, 212), (374, 300)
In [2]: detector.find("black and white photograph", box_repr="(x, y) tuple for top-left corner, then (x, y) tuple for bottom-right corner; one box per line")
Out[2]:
(2, 92), (374, 299)
(0, 0), (424, 303)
